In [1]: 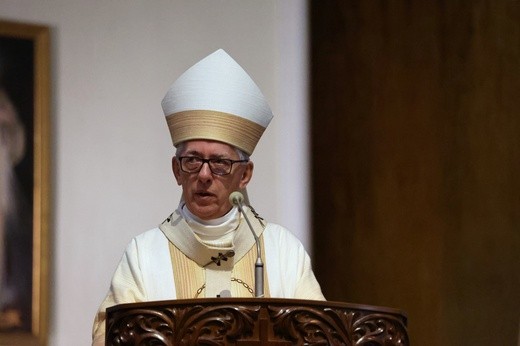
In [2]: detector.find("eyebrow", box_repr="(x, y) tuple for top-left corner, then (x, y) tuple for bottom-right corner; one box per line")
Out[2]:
(183, 150), (231, 159)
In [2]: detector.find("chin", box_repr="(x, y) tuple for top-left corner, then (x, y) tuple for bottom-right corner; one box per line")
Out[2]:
(189, 204), (220, 220)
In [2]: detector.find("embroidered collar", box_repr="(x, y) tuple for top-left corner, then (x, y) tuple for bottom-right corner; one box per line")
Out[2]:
(159, 206), (265, 270)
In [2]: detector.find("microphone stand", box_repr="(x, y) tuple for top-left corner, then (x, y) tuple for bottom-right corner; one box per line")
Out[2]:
(231, 192), (264, 298)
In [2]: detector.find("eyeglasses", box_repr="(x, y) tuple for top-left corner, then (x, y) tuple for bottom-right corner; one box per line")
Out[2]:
(178, 156), (249, 176)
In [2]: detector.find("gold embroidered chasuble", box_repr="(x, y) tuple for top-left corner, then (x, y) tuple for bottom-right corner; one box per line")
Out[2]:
(159, 207), (269, 298)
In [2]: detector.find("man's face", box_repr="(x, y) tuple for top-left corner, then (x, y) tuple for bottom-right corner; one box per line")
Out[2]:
(172, 140), (253, 220)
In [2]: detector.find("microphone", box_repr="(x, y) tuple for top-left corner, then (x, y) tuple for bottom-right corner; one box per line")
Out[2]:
(229, 191), (264, 298)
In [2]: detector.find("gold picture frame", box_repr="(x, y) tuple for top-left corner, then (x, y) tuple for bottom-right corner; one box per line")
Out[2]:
(0, 20), (50, 346)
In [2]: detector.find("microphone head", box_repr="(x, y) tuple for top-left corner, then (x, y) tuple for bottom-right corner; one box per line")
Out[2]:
(229, 191), (244, 206)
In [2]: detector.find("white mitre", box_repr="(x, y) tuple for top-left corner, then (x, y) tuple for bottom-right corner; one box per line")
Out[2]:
(161, 49), (273, 155)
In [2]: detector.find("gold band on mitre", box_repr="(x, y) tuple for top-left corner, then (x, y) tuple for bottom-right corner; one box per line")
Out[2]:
(166, 110), (266, 155)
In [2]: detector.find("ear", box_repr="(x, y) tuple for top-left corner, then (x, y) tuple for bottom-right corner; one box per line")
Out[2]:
(172, 156), (182, 185)
(239, 161), (254, 189)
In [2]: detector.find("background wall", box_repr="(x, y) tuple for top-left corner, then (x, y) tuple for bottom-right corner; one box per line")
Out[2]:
(0, 1), (310, 344)
(311, 1), (520, 345)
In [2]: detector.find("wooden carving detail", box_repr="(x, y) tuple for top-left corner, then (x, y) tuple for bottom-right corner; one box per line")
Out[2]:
(107, 304), (260, 345)
(106, 308), (173, 345)
(269, 306), (409, 345)
(352, 313), (409, 345)
(106, 299), (409, 346)
(269, 305), (353, 344)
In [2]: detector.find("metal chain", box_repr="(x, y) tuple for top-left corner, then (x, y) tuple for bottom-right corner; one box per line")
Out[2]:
(248, 205), (266, 228)
(194, 277), (254, 298)
(195, 285), (205, 297)
(231, 277), (254, 295)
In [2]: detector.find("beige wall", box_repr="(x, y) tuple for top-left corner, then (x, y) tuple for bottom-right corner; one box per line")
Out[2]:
(0, 1), (309, 344)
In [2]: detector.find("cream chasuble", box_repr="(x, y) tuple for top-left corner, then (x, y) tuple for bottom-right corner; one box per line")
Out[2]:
(92, 208), (325, 346)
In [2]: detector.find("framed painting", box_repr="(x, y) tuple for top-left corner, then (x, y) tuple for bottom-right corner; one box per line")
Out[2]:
(0, 20), (50, 346)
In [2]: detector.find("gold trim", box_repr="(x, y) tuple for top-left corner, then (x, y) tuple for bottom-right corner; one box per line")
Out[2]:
(169, 241), (205, 299)
(0, 20), (51, 346)
(166, 110), (265, 155)
(168, 234), (270, 299)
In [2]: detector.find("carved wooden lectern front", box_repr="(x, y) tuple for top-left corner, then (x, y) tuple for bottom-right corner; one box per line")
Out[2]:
(106, 298), (408, 345)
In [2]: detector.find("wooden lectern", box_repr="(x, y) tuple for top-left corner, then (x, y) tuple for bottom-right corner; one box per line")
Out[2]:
(106, 298), (408, 345)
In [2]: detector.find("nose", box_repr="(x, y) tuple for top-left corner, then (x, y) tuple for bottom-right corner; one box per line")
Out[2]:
(197, 161), (213, 181)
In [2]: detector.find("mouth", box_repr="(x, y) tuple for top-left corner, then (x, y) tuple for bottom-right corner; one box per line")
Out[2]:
(194, 191), (216, 199)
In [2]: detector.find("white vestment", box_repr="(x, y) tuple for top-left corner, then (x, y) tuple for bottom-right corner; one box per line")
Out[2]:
(92, 208), (324, 345)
